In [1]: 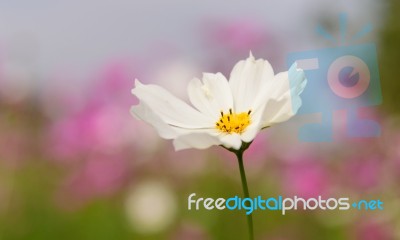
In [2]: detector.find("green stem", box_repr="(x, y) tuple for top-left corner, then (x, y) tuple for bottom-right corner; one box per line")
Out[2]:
(236, 150), (254, 240)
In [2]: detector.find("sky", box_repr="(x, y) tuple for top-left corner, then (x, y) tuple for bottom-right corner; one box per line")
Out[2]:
(0, 0), (384, 86)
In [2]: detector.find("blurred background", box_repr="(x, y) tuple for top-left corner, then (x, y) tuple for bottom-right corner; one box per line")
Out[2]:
(0, 0), (399, 239)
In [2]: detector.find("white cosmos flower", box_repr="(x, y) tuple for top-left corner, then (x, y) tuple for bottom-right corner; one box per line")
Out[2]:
(130, 53), (306, 151)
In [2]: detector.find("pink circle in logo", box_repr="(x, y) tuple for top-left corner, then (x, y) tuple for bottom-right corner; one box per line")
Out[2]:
(327, 55), (370, 99)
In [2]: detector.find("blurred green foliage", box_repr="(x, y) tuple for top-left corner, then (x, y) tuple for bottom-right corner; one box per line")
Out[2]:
(379, 0), (400, 114)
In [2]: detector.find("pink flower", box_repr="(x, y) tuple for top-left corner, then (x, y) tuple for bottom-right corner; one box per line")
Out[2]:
(46, 60), (156, 162)
(170, 222), (210, 240)
(281, 156), (331, 199)
(56, 155), (129, 208)
(342, 155), (382, 192)
(207, 20), (270, 53)
(353, 219), (393, 240)
(45, 60), (152, 206)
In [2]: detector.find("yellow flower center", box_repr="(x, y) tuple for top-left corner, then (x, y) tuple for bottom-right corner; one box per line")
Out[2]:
(215, 109), (251, 134)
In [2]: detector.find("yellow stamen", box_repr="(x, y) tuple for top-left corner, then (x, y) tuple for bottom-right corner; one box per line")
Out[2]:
(216, 108), (251, 134)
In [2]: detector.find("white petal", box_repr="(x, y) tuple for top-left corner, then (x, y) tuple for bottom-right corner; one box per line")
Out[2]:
(219, 134), (242, 150)
(173, 132), (221, 151)
(229, 54), (274, 113)
(187, 73), (233, 118)
(261, 98), (293, 125)
(132, 80), (213, 129)
(261, 63), (306, 127)
(130, 103), (178, 139)
(240, 123), (261, 143)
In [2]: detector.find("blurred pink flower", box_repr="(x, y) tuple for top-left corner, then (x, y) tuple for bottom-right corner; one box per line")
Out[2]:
(203, 19), (283, 76)
(45, 60), (156, 206)
(342, 155), (382, 192)
(48, 103), (139, 161)
(46, 60), (158, 162)
(379, 119), (400, 179)
(56, 155), (129, 208)
(353, 219), (394, 240)
(170, 222), (210, 240)
(281, 156), (332, 199)
(0, 123), (29, 166)
(89, 61), (139, 106)
(207, 20), (269, 54)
